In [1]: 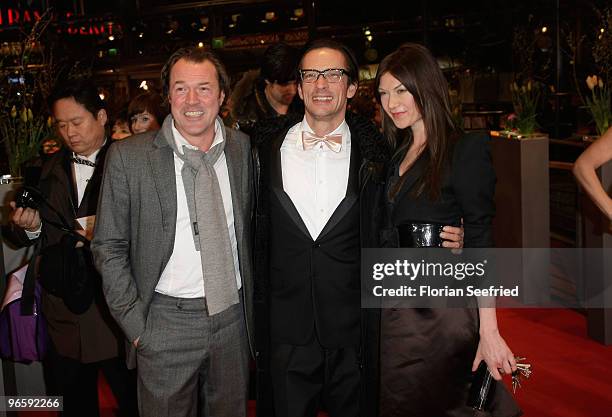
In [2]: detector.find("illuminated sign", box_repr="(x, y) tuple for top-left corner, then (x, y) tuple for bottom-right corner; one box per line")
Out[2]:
(0, 8), (42, 25)
(0, 8), (120, 37)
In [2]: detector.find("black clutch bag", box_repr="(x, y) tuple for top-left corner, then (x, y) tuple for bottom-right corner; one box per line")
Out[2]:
(397, 222), (445, 248)
(467, 361), (496, 411)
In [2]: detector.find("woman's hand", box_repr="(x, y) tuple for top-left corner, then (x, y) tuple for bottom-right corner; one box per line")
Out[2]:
(440, 224), (464, 248)
(472, 327), (517, 380)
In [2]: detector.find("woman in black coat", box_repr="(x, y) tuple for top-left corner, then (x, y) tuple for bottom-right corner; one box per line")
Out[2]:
(372, 43), (522, 417)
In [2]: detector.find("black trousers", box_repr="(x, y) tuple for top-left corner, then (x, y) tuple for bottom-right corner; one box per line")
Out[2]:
(270, 337), (361, 417)
(44, 346), (138, 417)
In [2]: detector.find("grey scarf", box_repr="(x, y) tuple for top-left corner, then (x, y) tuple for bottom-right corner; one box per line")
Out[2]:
(166, 120), (239, 315)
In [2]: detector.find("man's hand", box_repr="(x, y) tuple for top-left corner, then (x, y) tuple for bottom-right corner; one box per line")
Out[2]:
(440, 225), (464, 249)
(9, 201), (41, 232)
(133, 336), (140, 348)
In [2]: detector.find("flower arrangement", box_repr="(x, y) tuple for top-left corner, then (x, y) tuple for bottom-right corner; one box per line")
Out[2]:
(0, 10), (55, 177)
(584, 75), (611, 136)
(508, 80), (541, 135)
(0, 107), (51, 177)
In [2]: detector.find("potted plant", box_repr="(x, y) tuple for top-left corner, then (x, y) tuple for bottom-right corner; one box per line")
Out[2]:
(500, 80), (547, 140)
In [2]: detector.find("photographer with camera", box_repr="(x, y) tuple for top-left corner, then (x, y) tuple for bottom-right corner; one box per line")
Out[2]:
(7, 79), (137, 417)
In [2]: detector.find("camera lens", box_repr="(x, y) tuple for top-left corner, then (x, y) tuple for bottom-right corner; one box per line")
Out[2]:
(15, 188), (40, 210)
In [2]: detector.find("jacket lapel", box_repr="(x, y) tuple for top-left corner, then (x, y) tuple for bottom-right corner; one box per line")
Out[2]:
(39, 150), (77, 223)
(269, 128), (312, 240)
(76, 141), (111, 217)
(222, 122), (246, 248)
(148, 120), (178, 239)
(59, 151), (79, 213)
(317, 130), (361, 239)
(388, 152), (426, 206)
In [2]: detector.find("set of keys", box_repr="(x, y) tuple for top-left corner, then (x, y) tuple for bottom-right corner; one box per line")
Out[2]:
(511, 357), (533, 393)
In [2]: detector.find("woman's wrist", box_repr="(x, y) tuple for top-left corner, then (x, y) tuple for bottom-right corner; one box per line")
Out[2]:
(606, 202), (612, 221)
(478, 318), (499, 336)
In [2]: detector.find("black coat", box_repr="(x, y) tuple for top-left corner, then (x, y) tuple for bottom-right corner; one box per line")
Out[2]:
(386, 131), (496, 247)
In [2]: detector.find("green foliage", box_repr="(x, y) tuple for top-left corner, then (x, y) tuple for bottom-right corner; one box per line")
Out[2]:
(0, 108), (51, 176)
(509, 80), (541, 135)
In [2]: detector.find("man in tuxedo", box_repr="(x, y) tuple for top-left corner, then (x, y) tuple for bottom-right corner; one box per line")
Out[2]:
(9, 79), (136, 417)
(252, 39), (383, 417)
(92, 48), (254, 417)
(252, 39), (461, 417)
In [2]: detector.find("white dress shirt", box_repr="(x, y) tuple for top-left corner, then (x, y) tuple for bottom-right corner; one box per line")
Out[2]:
(155, 119), (242, 298)
(72, 149), (100, 206)
(280, 118), (351, 240)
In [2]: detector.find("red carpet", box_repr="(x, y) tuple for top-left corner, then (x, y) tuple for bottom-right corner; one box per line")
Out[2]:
(496, 308), (612, 417)
(18, 308), (612, 417)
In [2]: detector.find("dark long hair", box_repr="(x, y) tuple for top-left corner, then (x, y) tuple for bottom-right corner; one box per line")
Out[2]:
(375, 43), (457, 200)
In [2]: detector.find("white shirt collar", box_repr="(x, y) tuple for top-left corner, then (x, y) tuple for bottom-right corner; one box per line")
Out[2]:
(171, 118), (223, 154)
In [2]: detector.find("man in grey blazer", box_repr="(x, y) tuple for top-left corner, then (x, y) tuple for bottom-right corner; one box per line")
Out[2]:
(92, 48), (254, 417)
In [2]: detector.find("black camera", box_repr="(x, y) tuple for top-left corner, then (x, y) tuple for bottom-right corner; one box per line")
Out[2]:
(15, 187), (44, 210)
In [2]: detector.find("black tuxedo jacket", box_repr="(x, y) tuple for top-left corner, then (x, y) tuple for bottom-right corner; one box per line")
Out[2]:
(253, 112), (386, 349)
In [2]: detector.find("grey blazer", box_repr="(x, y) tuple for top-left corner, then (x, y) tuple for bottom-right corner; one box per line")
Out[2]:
(92, 115), (254, 367)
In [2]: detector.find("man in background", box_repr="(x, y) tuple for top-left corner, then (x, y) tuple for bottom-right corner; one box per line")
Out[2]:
(227, 42), (302, 135)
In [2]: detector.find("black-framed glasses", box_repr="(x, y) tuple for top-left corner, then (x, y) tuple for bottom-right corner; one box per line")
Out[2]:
(299, 68), (347, 83)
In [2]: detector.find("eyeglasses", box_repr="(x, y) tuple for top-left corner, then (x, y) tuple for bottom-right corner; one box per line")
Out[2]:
(299, 68), (347, 83)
